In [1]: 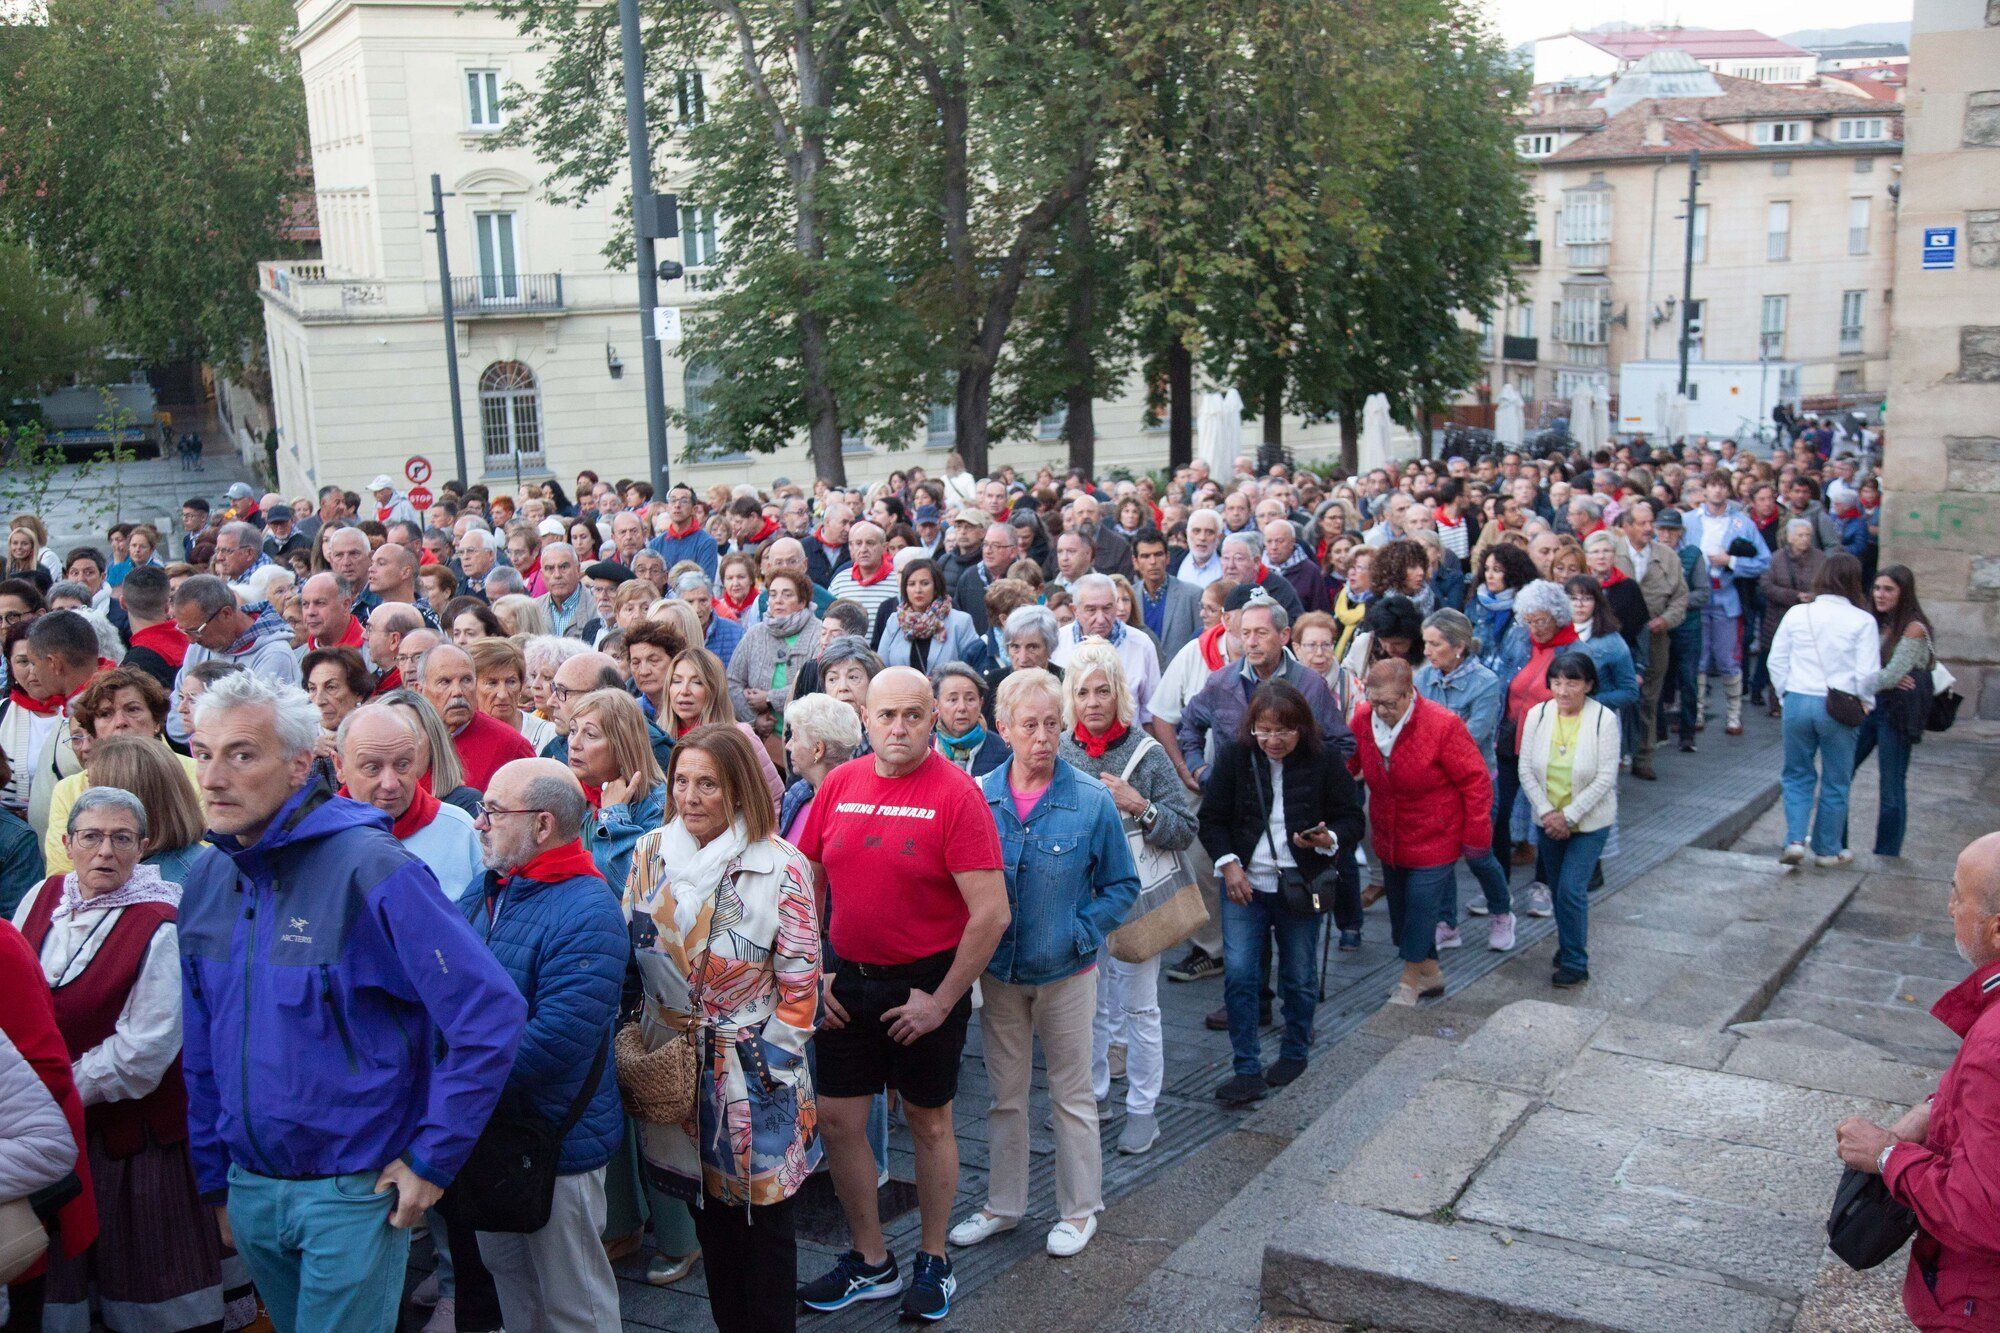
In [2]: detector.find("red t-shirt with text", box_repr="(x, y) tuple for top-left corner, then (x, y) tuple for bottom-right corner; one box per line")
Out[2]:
(796, 750), (1003, 967)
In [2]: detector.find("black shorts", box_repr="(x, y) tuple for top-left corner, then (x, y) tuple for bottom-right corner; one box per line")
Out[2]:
(816, 952), (973, 1109)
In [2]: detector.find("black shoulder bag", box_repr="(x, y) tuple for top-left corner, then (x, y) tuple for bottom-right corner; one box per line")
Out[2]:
(1252, 754), (1337, 917)
(1826, 1166), (1916, 1270)
(453, 1040), (608, 1234)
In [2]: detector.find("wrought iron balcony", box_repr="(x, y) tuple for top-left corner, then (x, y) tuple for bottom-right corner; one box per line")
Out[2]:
(450, 273), (565, 315)
(1502, 335), (1538, 363)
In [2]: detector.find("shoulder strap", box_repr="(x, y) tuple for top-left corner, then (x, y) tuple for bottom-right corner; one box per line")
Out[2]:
(1118, 734), (1159, 783)
(558, 1038), (610, 1139)
(1249, 753), (1284, 865)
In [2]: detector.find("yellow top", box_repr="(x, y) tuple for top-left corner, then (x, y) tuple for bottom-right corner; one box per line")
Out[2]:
(43, 748), (202, 874)
(1544, 711), (1583, 814)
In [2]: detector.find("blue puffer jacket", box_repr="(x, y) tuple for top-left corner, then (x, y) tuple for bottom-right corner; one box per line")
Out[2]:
(179, 779), (525, 1199)
(459, 855), (628, 1174)
(980, 759), (1140, 986)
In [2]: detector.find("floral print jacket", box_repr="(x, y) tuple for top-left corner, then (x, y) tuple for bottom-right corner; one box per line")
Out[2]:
(622, 830), (821, 1207)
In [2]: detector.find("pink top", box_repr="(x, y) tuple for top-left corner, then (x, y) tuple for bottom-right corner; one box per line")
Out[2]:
(1009, 780), (1049, 825)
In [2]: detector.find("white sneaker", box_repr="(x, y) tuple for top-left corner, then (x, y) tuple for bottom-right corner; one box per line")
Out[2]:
(1779, 842), (1808, 866)
(1523, 883), (1553, 918)
(1488, 913), (1516, 951)
(1465, 898), (1490, 917)
(1046, 1215), (1098, 1258)
(1435, 923), (1463, 950)
(948, 1210), (1017, 1248)
(420, 1298), (456, 1333)
(1815, 850), (1854, 867)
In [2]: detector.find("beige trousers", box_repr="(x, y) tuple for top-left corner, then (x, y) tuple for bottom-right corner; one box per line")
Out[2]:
(980, 968), (1103, 1222)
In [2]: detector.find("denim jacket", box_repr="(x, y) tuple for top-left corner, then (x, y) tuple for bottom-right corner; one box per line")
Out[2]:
(1415, 658), (1504, 778)
(979, 759), (1140, 986)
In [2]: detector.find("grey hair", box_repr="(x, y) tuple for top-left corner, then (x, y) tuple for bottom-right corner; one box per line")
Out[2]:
(192, 671), (321, 761)
(220, 520), (260, 548)
(46, 580), (92, 606)
(412, 641), (472, 685)
(538, 541), (575, 564)
(376, 688), (464, 791)
(1222, 531), (1264, 559)
(1069, 572), (1115, 602)
(1514, 579), (1572, 623)
(484, 566), (528, 597)
(1003, 604), (1059, 652)
(68, 786), (147, 842)
(996, 667), (1064, 727)
(930, 661), (987, 701)
(1786, 518), (1814, 538)
(522, 772), (589, 842)
(460, 529), (494, 552)
(1239, 591), (1291, 631)
(783, 690), (863, 761)
(1422, 608), (1478, 657)
(818, 635), (883, 678)
(673, 571), (713, 597)
(171, 573), (237, 617)
(524, 634), (592, 676)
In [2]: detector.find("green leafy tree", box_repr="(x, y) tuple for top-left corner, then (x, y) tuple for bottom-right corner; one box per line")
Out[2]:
(0, 242), (107, 403)
(0, 0), (309, 369)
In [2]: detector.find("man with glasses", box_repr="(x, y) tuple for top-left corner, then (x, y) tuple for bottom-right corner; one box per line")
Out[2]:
(1175, 509), (1227, 589)
(361, 603), (423, 695)
(957, 522), (1019, 633)
(179, 670), (523, 1333)
(647, 483), (718, 580)
(537, 651), (674, 772)
(167, 575), (300, 745)
(416, 643), (533, 793)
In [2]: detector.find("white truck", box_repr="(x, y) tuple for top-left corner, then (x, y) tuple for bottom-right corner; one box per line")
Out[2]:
(1617, 360), (1798, 442)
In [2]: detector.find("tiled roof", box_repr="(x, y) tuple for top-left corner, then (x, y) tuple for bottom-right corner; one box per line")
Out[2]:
(1536, 75), (1902, 164)
(1577, 27), (1812, 61)
(1691, 72), (1905, 120)
(1521, 107), (1607, 131)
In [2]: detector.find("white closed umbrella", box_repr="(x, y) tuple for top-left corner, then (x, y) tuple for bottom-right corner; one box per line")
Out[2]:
(1593, 385), (1614, 449)
(1195, 392), (1222, 473)
(1667, 392), (1691, 445)
(1215, 388), (1244, 479)
(1359, 394), (1394, 474)
(1567, 387), (1594, 452)
(1494, 384), (1525, 448)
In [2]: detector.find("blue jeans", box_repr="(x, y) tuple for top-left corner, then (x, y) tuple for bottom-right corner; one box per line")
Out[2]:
(1382, 863), (1456, 964)
(1667, 631), (1702, 738)
(1781, 692), (1860, 856)
(1221, 892), (1319, 1076)
(1852, 710), (1912, 856)
(1534, 826), (1609, 975)
(225, 1165), (410, 1333)
(1438, 851), (1512, 928)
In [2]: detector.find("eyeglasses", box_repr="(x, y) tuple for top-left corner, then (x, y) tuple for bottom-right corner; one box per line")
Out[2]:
(70, 830), (140, 851)
(1250, 728), (1297, 743)
(0, 610), (30, 626)
(472, 802), (544, 824)
(177, 605), (227, 639)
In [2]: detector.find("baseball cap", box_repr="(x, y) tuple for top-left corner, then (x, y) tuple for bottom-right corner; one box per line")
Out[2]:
(537, 517), (567, 538)
(915, 504), (941, 525)
(226, 482), (254, 500)
(950, 509), (985, 528)
(368, 474), (395, 492)
(1654, 508), (1684, 530)
(267, 504), (295, 522)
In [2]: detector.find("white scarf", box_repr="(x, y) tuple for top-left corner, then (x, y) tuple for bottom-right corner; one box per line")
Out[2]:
(660, 815), (749, 943)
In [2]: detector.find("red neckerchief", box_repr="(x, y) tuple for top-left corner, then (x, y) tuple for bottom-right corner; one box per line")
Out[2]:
(390, 781), (441, 839)
(376, 505), (395, 523)
(1437, 510), (1464, 528)
(663, 520), (702, 541)
(1197, 621), (1229, 671)
(1599, 566), (1629, 588)
(849, 558), (893, 588)
(1252, 566), (1270, 586)
(128, 622), (190, 669)
(10, 658), (116, 716)
(715, 589), (757, 620)
(1541, 624), (1581, 651)
(507, 839), (603, 885)
(311, 618), (364, 652)
(1073, 720), (1129, 759)
(810, 527), (840, 548)
(579, 781), (604, 810)
(371, 667), (402, 697)
(742, 516), (780, 546)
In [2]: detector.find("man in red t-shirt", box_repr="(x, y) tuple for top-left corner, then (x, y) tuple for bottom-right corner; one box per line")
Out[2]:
(795, 666), (1008, 1321)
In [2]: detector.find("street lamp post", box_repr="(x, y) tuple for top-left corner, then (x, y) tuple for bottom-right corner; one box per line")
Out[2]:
(616, 0), (679, 495)
(426, 174), (470, 487)
(1676, 149), (1700, 397)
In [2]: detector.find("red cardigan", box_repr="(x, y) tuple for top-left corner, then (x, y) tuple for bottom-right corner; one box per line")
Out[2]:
(1347, 695), (1493, 869)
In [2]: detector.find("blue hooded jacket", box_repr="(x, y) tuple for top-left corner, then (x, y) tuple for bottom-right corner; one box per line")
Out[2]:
(178, 779), (526, 1201)
(459, 858), (628, 1175)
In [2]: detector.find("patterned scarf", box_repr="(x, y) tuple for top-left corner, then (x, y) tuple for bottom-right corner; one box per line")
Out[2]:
(226, 602), (289, 657)
(898, 595), (952, 642)
(57, 861), (180, 919)
(938, 725), (987, 763)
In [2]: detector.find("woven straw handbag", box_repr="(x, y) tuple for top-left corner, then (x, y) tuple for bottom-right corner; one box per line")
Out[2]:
(615, 1022), (699, 1125)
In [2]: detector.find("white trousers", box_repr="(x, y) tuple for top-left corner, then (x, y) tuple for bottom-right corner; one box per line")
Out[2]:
(1091, 955), (1164, 1115)
(477, 1167), (622, 1333)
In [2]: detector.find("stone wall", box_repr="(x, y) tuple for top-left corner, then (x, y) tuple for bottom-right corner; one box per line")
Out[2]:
(1882, 0), (2000, 714)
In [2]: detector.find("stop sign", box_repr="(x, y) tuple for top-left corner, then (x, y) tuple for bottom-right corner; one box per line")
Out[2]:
(408, 484), (434, 511)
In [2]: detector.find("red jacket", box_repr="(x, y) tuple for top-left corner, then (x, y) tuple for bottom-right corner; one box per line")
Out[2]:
(1885, 957), (2000, 1331)
(1347, 695), (1492, 869)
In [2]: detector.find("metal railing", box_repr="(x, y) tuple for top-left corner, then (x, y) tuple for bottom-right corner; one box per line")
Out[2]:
(1502, 334), (1538, 362)
(450, 273), (565, 314)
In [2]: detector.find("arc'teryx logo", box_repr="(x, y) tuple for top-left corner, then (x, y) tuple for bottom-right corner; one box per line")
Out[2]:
(281, 916), (313, 945)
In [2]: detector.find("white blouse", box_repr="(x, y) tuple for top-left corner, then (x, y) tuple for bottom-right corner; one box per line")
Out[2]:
(11, 885), (183, 1107)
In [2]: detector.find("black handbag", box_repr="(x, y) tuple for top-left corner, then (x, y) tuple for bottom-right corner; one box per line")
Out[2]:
(453, 1042), (608, 1234)
(1826, 1166), (1916, 1270)
(1803, 607), (1867, 727)
(1253, 755), (1337, 917)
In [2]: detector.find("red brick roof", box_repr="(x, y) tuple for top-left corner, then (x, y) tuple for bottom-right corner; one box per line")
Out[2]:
(1538, 74), (1902, 163)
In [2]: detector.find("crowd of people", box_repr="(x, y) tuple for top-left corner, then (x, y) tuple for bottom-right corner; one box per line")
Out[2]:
(0, 425), (1932, 1332)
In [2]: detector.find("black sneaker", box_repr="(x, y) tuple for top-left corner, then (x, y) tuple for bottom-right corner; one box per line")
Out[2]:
(1265, 1056), (1308, 1087)
(1551, 967), (1590, 988)
(1164, 946), (1223, 983)
(900, 1251), (956, 1322)
(799, 1250), (902, 1312)
(1215, 1073), (1269, 1105)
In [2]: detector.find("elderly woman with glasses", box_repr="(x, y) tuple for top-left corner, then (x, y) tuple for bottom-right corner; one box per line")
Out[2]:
(12, 787), (243, 1332)
(1056, 641), (1195, 1157)
(949, 668), (1138, 1260)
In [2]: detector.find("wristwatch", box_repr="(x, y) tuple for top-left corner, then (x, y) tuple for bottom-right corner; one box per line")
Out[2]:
(1877, 1142), (1898, 1176)
(1138, 803), (1159, 831)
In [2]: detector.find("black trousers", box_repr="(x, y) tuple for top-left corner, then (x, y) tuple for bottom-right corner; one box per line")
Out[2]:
(693, 1193), (797, 1333)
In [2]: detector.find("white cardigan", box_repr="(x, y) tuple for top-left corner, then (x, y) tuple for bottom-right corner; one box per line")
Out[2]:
(1518, 698), (1621, 834)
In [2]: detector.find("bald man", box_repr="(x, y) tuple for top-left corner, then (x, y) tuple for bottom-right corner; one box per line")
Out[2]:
(368, 542), (421, 609)
(795, 666), (1010, 1316)
(364, 603), (424, 693)
(419, 643), (534, 790)
(1837, 834), (2000, 1329)
(461, 756), (626, 1333)
(335, 703), (483, 894)
(741, 537), (834, 628)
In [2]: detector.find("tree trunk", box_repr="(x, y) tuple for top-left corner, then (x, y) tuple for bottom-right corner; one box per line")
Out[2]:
(955, 367), (992, 479)
(1167, 336), (1193, 468)
(1063, 198), (1096, 476)
(1338, 398), (1359, 476)
(791, 15), (843, 486)
(800, 307), (845, 486)
(1261, 371), (1283, 450)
